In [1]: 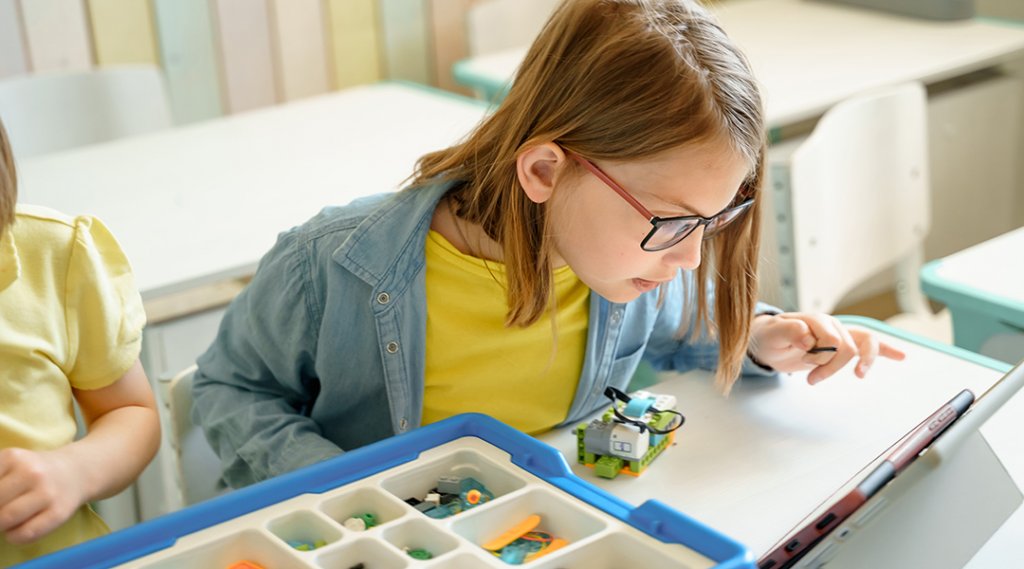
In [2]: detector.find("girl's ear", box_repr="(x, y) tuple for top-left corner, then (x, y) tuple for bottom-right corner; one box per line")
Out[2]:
(516, 142), (566, 204)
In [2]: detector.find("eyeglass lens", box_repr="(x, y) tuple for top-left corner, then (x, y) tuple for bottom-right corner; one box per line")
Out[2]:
(646, 203), (749, 250)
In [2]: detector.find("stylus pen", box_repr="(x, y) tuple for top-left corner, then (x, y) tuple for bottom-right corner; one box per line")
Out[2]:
(807, 346), (837, 354)
(886, 388), (975, 471)
(835, 390), (975, 516)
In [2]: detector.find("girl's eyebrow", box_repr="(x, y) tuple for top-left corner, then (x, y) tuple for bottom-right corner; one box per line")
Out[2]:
(643, 191), (709, 218)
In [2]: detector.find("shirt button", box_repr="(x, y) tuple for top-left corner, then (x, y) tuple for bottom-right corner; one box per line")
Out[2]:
(376, 292), (390, 304)
(610, 310), (622, 324)
(386, 341), (399, 354)
(399, 418), (408, 431)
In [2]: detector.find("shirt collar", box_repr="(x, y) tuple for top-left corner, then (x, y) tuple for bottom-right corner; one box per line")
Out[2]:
(333, 181), (454, 288)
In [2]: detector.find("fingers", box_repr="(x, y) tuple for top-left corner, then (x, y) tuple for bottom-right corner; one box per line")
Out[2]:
(787, 313), (843, 353)
(0, 492), (51, 545)
(879, 342), (907, 361)
(851, 329), (880, 378)
(846, 332), (907, 378)
(0, 448), (31, 511)
(806, 320), (857, 384)
(0, 448), (77, 545)
(0, 450), (47, 543)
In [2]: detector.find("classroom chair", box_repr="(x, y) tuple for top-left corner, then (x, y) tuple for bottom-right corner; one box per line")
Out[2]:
(759, 81), (952, 342)
(0, 65), (172, 159)
(167, 364), (229, 508)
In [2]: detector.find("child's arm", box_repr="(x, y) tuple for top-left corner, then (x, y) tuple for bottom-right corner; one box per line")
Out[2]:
(0, 359), (159, 545)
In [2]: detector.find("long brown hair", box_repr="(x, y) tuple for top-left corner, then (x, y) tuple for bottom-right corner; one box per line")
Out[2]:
(0, 120), (16, 238)
(413, 0), (765, 392)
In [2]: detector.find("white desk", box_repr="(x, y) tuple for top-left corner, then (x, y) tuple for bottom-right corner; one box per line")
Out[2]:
(16, 82), (489, 526)
(539, 318), (1022, 566)
(18, 82), (487, 301)
(922, 227), (1024, 363)
(453, 0), (1024, 131)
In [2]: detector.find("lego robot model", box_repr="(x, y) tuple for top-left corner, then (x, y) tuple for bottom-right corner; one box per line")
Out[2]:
(577, 386), (685, 479)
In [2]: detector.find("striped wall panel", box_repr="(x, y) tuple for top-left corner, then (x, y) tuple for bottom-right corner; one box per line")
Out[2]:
(324, 0), (382, 89)
(378, 0), (433, 84)
(152, 0), (224, 124)
(87, 0), (159, 65)
(212, 0), (278, 113)
(269, 0), (330, 101)
(4, 1), (495, 120)
(19, 0), (93, 72)
(429, 0), (476, 95)
(0, 0), (28, 79)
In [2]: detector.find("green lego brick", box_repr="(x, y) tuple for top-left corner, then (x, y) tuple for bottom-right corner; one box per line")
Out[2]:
(595, 455), (624, 479)
(650, 411), (676, 431)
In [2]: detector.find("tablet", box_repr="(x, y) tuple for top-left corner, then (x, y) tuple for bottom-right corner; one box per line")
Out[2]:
(757, 360), (1024, 569)
(757, 388), (975, 569)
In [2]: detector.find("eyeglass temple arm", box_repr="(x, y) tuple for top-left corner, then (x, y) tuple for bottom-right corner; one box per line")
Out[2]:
(569, 153), (657, 221)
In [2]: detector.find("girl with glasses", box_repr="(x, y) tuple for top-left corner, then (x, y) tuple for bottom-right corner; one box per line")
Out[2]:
(193, 0), (903, 488)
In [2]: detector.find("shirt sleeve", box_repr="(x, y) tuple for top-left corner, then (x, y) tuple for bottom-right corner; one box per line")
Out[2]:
(192, 226), (344, 488)
(64, 216), (146, 390)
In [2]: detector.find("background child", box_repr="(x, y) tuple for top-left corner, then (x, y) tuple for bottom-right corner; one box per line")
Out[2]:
(0, 120), (161, 563)
(193, 0), (903, 489)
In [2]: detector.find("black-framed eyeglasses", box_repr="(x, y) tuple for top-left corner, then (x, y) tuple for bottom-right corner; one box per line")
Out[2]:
(570, 153), (755, 252)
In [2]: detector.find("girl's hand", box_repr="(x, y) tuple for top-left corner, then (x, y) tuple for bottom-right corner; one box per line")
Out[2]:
(749, 312), (906, 384)
(0, 447), (86, 545)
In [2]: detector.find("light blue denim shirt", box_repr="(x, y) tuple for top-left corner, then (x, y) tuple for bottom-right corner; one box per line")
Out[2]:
(193, 180), (775, 487)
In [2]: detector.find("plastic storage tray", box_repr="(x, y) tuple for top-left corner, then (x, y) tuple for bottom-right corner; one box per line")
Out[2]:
(18, 413), (754, 569)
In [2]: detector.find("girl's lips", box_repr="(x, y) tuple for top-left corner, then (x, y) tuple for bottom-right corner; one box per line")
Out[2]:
(633, 278), (661, 292)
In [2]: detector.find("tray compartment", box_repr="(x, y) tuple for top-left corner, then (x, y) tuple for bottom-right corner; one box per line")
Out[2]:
(382, 518), (461, 561)
(141, 529), (305, 568)
(316, 537), (410, 569)
(381, 448), (527, 519)
(267, 510), (343, 552)
(319, 486), (409, 531)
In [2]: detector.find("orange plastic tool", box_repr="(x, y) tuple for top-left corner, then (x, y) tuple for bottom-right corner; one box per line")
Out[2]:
(481, 514), (541, 551)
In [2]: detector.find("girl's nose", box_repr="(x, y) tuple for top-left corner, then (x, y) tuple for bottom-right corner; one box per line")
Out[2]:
(661, 226), (704, 270)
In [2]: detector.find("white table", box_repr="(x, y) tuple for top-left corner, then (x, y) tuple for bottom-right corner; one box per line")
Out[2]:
(19, 82), (487, 301)
(454, 0), (1024, 132)
(922, 227), (1024, 364)
(539, 318), (1022, 566)
(17, 81), (489, 526)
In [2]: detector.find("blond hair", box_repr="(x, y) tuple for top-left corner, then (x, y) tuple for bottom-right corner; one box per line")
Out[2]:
(0, 120), (16, 238)
(413, 0), (765, 392)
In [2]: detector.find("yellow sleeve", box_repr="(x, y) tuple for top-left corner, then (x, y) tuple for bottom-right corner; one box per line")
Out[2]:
(64, 216), (146, 390)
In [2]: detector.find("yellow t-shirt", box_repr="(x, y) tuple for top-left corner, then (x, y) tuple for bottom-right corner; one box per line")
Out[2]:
(422, 230), (589, 435)
(0, 205), (145, 565)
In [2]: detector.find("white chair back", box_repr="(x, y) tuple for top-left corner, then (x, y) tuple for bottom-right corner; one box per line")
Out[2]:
(168, 365), (227, 507)
(782, 82), (931, 314)
(0, 65), (173, 158)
